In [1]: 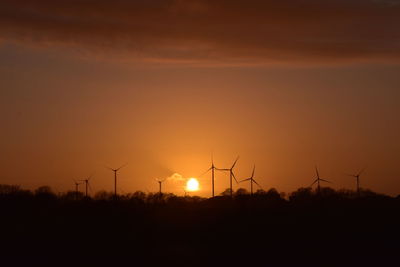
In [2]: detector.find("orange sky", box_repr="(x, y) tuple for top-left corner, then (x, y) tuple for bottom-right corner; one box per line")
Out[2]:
(0, 1), (399, 196)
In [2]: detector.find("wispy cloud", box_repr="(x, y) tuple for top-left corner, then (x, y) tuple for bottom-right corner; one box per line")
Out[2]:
(166, 173), (186, 183)
(1, 0), (399, 64)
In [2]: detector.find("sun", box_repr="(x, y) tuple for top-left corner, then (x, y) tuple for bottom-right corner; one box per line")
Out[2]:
(186, 178), (200, 192)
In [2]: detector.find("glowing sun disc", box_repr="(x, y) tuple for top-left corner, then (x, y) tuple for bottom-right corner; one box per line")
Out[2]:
(186, 178), (199, 191)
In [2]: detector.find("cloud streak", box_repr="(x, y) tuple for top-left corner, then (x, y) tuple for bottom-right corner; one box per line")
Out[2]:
(1, 0), (399, 64)
(166, 173), (186, 183)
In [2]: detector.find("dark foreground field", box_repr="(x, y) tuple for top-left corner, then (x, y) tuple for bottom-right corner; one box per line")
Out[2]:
(1, 186), (399, 267)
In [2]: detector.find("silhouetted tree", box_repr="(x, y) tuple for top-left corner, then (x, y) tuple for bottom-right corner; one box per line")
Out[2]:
(336, 188), (357, 198)
(0, 184), (31, 198)
(220, 188), (232, 197)
(319, 187), (336, 197)
(34, 186), (56, 200)
(289, 187), (314, 202)
(94, 190), (114, 200)
(359, 188), (386, 198)
(62, 190), (84, 201)
(129, 191), (146, 203)
(255, 189), (266, 195)
(35, 186), (53, 195)
(265, 188), (282, 199)
(0, 184), (21, 195)
(235, 188), (248, 196)
(0, 182), (398, 267)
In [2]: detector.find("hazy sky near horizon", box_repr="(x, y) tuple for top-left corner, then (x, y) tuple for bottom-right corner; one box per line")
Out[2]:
(0, 0), (399, 196)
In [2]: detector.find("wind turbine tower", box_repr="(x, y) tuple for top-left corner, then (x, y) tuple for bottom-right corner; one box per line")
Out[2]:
(73, 179), (83, 198)
(156, 178), (166, 194)
(200, 154), (219, 197)
(79, 174), (93, 198)
(106, 163), (127, 197)
(217, 156), (239, 197)
(310, 166), (331, 194)
(209, 154), (218, 197)
(240, 165), (262, 196)
(346, 168), (366, 196)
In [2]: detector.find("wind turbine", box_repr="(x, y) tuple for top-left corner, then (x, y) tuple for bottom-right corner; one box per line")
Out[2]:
(310, 166), (331, 194)
(73, 179), (84, 198)
(239, 165), (262, 196)
(79, 174), (94, 198)
(216, 156), (239, 197)
(346, 167), (366, 196)
(105, 163), (127, 197)
(199, 154), (218, 197)
(156, 178), (166, 194)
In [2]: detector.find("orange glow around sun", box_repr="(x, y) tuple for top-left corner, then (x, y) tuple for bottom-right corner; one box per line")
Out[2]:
(186, 178), (200, 191)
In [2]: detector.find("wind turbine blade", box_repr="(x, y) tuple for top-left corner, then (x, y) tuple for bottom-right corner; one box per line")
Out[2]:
(198, 167), (212, 177)
(232, 172), (239, 183)
(240, 178), (252, 182)
(104, 165), (115, 171)
(231, 156), (240, 169)
(87, 173), (95, 180)
(253, 179), (262, 188)
(117, 163), (128, 171)
(251, 165), (255, 178)
(320, 179), (332, 183)
(216, 168), (230, 171)
(358, 167), (367, 176)
(315, 166), (320, 179)
(310, 179), (318, 187)
(345, 173), (357, 177)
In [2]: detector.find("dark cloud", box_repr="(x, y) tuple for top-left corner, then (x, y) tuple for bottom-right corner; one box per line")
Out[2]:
(1, 0), (399, 64)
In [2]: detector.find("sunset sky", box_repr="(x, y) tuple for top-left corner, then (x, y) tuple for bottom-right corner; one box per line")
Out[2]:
(1, 0), (399, 196)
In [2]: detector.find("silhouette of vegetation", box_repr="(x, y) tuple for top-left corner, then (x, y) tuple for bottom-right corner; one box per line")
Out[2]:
(0, 184), (399, 266)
